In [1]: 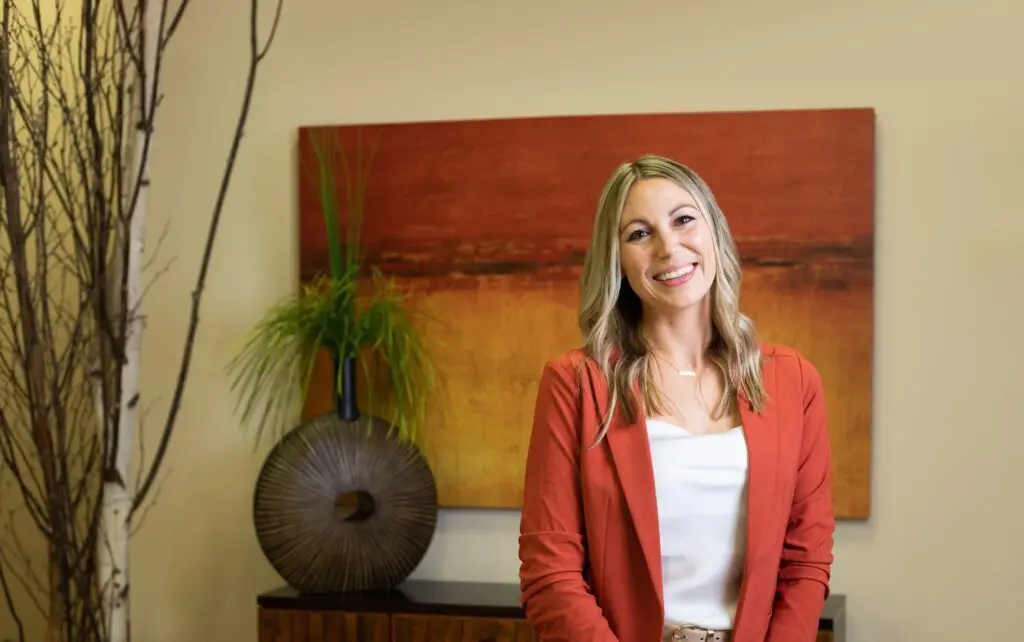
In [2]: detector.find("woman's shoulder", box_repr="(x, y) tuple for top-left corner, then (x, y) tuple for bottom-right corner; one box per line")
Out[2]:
(539, 347), (600, 384)
(759, 342), (823, 394)
(544, 347), (593, 369)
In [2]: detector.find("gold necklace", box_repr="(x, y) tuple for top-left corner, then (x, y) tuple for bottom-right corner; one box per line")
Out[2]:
(652, 352), (698, 377)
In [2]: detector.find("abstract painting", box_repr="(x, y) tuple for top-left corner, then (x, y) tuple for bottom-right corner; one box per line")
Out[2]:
(297, 108), (875, 519)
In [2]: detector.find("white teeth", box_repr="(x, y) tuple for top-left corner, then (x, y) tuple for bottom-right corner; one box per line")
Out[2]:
(654, 264), (696, 281)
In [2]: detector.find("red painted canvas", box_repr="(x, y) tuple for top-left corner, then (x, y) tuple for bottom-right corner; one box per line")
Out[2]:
(297, 108), (875, 519)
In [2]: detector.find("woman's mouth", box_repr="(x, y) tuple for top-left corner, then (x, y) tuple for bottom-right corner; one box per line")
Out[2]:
(652, 263), (698, 286)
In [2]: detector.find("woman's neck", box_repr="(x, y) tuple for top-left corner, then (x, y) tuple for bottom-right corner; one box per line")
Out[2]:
(640, 304), (713, 371)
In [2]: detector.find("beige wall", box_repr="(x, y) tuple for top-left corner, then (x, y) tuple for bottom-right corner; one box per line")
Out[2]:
(124, 0), (1024, 641)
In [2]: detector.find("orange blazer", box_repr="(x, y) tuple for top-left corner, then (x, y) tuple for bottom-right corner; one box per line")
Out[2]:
(518, 343), (835, 642)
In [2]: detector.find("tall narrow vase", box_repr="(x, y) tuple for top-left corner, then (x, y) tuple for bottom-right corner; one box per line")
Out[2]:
(334, 353), (359, 422)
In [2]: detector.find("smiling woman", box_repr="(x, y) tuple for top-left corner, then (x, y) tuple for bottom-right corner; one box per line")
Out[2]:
(619, 178), (719, 317)
(519, 154), (836, 642)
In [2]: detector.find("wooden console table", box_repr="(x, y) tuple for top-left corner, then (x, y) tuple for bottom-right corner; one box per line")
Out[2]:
(257, 580), (846, 641)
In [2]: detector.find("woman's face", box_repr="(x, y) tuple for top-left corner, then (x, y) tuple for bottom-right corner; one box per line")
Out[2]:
(617, 178), (717, 314)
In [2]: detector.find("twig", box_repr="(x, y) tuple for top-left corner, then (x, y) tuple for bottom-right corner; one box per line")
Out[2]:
(0, 550), (26, 642)
(132, 0), (285, 515)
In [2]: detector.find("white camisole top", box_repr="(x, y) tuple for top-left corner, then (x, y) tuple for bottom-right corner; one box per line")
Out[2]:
(646, 417), (749, 630)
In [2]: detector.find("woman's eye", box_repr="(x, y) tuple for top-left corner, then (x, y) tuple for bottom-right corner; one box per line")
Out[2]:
(675, 214), (694, 225)
(627, 230), (648, 242)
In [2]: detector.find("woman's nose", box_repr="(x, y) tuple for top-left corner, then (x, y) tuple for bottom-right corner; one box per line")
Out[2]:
(655, 231), (676, 258)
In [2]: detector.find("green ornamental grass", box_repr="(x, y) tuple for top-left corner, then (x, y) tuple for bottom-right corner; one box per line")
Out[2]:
(227, 130), (436, 448)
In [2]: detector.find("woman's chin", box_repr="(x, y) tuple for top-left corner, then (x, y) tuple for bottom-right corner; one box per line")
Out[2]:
(644, 291), (712, 317)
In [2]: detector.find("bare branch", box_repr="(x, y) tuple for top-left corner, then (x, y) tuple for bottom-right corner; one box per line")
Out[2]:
(0, 0), (285, 637)
(0, 549), (27, 642)
(132, 0), (285, 515)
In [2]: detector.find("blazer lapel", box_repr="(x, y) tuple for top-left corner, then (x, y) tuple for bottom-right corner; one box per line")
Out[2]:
(604, 396), (664, 610)
(738, 355), (780, 564)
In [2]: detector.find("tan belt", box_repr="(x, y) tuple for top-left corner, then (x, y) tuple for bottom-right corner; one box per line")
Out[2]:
(663, 624), (733, 641)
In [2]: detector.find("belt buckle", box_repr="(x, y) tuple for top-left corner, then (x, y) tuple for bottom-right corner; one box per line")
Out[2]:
(670, 624), (714, 641)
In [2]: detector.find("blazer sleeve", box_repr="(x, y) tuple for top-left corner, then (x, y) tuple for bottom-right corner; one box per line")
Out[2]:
(518, 359), (619, 642)
(766, 354), (836, 642)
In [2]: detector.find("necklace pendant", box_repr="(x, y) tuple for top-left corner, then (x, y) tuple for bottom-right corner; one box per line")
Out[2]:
(678, 369), (697, 377)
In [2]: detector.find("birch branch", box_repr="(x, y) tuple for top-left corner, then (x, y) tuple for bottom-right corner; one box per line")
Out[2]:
(0, 0), (286, 639)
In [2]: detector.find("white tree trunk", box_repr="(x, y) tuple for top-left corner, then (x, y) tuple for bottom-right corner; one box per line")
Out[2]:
(97, 3), (161, 641)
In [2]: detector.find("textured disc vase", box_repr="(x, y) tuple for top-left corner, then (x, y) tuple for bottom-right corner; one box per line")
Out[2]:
(252, 412), (438, 593)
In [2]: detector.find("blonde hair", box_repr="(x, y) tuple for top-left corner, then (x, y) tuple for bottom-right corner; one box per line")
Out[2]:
(578, 154), (766, 444)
